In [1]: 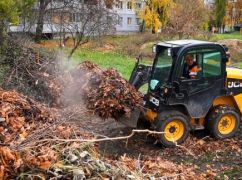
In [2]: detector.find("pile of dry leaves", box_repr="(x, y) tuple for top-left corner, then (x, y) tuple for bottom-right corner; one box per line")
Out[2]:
(0, 88), (56, 145)
(1, 38), (61, 106)
(0, 89), (128, 179)
(0, 88), (56, 178)
(65, 61), (142, 119)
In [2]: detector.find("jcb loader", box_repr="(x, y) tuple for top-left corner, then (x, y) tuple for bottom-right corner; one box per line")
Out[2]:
(129, 40), (241, 147)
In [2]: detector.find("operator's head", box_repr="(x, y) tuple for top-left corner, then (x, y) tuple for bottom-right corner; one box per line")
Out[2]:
(185, 54), (194, 66)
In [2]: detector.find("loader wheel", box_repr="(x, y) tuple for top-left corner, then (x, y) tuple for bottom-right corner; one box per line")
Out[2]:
(206, 105), (240, 139)
(156, 111), (189, 147)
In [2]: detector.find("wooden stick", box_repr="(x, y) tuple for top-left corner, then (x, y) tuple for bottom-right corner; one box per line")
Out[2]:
(32, 129), (166, 144)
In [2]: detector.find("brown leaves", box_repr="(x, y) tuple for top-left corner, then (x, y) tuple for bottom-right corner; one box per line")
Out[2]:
(0, 147), (15, 162)
(176, 136), (242, 156)
(0, 89), (59, 178)
(24, 147), (57, 170)
(73, 61), (142, 119)
(0, 147), (23, 179)
(56, 125), (73, 139)
(118, 154), (202, 179)
(0, 89), (55, 145)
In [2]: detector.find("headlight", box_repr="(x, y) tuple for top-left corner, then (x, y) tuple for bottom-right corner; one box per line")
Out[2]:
(152, 45), (156, 53)
(164, 88), (168, 94)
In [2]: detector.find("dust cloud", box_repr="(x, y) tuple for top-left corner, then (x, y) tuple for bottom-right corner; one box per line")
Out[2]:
(55, 50), (87, 107)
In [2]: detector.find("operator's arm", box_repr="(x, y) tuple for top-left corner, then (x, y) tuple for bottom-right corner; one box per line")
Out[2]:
(189, 64), (202, 78)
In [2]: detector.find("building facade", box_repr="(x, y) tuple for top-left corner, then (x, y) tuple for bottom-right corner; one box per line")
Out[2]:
(114, 0), (145, 33)
(9, 0), (145, 36)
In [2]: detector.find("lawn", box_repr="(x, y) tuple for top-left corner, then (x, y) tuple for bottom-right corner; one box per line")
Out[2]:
(73, 50), (136, 80)
(210, 31), (242, 41)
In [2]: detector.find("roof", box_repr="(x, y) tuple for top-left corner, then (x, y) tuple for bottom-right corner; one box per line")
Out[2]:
(157, 39), (214, 48)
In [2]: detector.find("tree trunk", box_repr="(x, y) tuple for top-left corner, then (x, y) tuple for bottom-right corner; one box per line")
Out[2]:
(152, 27), (156, 34)
(68, 39), (88, 60)
(0, 21), (6, 47)
(35, 0), (49, 43)
(217, 26), (220, 33)
(140, 20), (145, 33)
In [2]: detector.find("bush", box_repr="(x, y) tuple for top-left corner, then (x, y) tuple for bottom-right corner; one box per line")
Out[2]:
(117, 33), (163, 57)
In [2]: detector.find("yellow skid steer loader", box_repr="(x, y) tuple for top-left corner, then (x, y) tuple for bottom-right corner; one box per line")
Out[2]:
(129, 40), (241, 147)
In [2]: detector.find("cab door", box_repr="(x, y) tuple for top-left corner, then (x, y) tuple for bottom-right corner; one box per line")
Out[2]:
(169, 45), (227, 118)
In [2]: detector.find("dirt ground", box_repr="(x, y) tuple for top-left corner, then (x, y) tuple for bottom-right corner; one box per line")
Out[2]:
(76, 110), (242, 179)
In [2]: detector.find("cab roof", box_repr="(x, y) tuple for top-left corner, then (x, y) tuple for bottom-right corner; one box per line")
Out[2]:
(157, 39), (214, 48)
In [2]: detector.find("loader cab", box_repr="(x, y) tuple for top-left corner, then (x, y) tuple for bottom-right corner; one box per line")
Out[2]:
(148, 40), (228, 117)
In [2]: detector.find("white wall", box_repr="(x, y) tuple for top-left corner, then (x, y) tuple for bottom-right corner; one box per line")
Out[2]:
(114, 1), (144, 33)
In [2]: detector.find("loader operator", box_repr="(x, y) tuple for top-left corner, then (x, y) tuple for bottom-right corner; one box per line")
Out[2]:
(183, 54), (201, 79)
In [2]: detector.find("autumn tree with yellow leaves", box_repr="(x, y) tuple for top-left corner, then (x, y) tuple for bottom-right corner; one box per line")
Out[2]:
(140, 0), (173, 33)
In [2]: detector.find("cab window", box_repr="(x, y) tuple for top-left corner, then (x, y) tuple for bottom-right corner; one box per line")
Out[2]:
(180, 49), (222, 79)
(203, 51), (221, 77)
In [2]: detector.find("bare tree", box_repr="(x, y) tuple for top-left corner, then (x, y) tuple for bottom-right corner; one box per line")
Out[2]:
(164, 0), (209, 39)
(67, 1), (117, 58)
(44, 0), (117, 58)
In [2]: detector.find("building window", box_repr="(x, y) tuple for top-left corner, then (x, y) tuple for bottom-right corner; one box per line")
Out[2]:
(107, 16), (113, 23)
(118, 16), (123, 26)
(76, 13), (81, 22)
(116, 1), (123, 9)
(70, 13), (81, 22)
(136, 2), (142, 9)
(84, 0), (98, 5)
(136, 18), (141, 25)
(70, 13), (75, 22)
(127, 1), (132, 10)
(127, 17), (132, 25)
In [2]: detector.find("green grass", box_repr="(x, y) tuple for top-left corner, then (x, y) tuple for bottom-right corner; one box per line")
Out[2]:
(237, 62), (242, 68)
(210, 31), (242, 41)
(216, 167), (242, 179)
(230, 62), (242, 68)
(73, 50), (136, 80)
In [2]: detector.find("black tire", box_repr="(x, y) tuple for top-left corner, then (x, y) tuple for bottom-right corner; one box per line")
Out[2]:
(206, 105), (240, 139)
(155, 110), (190, 147)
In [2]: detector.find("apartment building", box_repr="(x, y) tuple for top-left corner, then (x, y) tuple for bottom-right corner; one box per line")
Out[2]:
(114, 0), (145, 33)
(9, 0), (145, 36)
